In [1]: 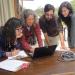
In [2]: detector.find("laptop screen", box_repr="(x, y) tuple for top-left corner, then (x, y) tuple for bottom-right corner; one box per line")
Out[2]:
(32, 45), (57, 59)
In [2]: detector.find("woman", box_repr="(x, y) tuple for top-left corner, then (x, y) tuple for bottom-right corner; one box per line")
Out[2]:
(21, 9), (43, 52)
(0, 17), (23, 57)
(58, 1), (75, 49)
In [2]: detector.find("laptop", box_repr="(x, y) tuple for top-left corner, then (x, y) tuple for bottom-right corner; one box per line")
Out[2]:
(28, 45), (57, 59)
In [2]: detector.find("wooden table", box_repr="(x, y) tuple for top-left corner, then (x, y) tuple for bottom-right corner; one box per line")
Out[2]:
(0, 51), (75, 75)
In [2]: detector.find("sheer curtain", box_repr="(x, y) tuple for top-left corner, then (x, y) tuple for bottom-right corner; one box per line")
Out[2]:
(0, 0), (15, 26)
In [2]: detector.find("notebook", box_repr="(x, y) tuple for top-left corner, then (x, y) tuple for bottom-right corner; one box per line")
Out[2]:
(0, 59), (30, 72)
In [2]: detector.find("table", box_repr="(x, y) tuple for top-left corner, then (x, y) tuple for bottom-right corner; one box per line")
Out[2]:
(0, 51), (75, 75)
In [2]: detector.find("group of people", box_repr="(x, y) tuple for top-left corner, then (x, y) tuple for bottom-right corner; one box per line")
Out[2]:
(0, 1), (75, 57)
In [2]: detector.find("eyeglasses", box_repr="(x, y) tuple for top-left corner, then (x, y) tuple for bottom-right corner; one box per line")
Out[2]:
(16, 27), (23, 32)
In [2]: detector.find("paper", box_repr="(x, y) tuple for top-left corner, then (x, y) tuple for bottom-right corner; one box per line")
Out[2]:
(8, 50), (28, 59)
(0, 59), (29, 72)
(56, 49), (70, 51)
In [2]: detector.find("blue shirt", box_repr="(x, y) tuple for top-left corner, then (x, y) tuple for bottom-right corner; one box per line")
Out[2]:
(0, 34), (23, 54)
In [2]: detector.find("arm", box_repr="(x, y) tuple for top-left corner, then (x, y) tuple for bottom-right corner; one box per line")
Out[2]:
(57, 17), (66, 49)
(20, 36), (34, 52)
(39, 18), (50, 46)
(34, 24), (43, 47)
(44, 33), (50, 46)
(59, 32), (65, 49)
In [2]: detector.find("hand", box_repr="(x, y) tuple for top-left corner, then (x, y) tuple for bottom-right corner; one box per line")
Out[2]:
(60, 44), (69, 50)
(30, 48), (35, 53)
(11, 49), (20, 56)
(6, 49), (20, 57)
(6, 52), (12, 57)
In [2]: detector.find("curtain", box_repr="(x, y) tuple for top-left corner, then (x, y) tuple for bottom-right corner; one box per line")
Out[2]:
(0, 0), (15, 26)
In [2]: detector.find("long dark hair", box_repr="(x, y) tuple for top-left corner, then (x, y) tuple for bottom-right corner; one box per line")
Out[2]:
(58, 1), (73, 26)
(3, 17), (23, 51)
(58, 1), (73, 19)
